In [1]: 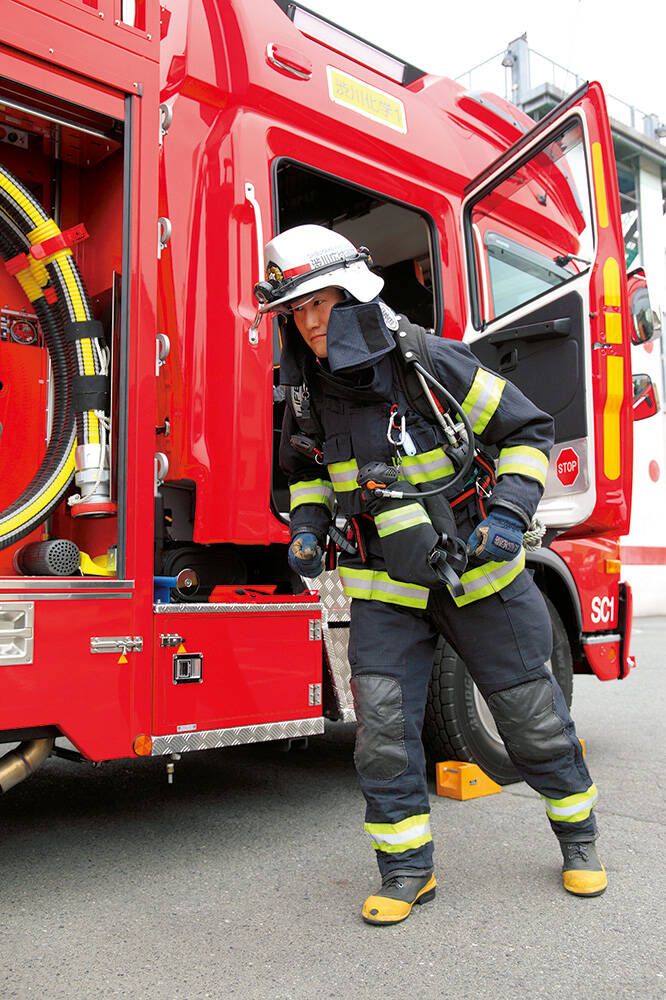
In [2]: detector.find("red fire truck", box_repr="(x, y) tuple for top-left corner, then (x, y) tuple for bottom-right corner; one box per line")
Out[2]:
(0, 0), (644, 792)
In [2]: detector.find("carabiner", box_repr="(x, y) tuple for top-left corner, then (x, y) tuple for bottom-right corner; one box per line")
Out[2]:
(476, 475), (493, 499)
(387, 410), (406, 449)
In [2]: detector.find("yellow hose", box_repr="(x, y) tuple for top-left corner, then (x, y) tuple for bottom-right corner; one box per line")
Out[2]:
(0, 165), (106, 544)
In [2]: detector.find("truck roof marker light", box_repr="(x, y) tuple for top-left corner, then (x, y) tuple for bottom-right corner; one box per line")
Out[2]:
(290, 6), (407, 84)
(266, 43), (312, 80)
(133, 734), (152, 756)
(591, 142), (609, 229)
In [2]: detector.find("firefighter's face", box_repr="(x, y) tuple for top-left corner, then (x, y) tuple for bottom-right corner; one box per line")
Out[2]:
(290, 286), (344, 358)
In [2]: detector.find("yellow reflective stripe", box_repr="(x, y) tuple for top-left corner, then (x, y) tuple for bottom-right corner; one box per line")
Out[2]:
(605, 312), (622, 345)
(542, 783), (598, 823)
(497, 446), (549, 487)
(365, 813), (430, 836)
(338, 567), (429, 609)
(462, 369), (506, 433)
(603, 356), (623, 481)
(369, 833), (432, 854)
(603, 257), (621, 308)
(328, 458), (359, 493)
(398, 447), (454, 485)
(450, 550), (525, 607)
(604, 258), (622, 344)
(289, 479), (334, 512)
(592, 142), (609, 229)
(365, 814), (432, 853)
(375, 503), (431, 537)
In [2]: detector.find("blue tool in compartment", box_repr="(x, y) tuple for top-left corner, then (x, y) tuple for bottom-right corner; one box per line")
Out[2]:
(153, 568), (199, 604)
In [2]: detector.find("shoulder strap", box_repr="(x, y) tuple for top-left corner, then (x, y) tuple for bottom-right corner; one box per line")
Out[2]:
(391, 320), (449, 423)
(286, 382), (325, 441)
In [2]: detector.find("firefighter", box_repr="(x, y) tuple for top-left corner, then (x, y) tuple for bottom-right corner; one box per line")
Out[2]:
(254, 224), (606, 925)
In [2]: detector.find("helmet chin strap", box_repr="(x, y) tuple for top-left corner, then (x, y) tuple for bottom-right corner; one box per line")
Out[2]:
(288, 293), (317, 310)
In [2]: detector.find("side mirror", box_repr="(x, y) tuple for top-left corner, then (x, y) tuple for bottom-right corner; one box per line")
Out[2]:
(632, 373), (660, 421)
(628, 275), (662, 345)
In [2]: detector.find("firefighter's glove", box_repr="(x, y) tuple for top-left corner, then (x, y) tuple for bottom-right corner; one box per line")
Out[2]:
(288, 532), (324, 577)
(467, 510), (524, 563)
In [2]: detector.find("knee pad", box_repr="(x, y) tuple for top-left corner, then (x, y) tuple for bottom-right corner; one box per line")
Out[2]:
(351, 673), (408, 780)
(487, 676), (570, 763)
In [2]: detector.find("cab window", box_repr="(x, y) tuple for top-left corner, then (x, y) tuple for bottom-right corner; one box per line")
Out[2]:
(275, 161), (439, 332)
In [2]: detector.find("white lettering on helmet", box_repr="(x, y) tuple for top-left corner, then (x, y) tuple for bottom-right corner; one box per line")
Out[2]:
(309, 249), (353, 268)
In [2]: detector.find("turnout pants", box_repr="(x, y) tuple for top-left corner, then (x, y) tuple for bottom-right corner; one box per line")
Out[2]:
(348, 570), (597, 877)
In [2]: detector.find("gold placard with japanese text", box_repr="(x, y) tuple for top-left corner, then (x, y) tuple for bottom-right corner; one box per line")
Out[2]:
(326, 67), (407, 134)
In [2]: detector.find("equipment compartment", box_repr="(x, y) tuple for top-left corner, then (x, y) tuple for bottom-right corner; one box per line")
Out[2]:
(0, 74), (126, 580)
(152, 599), (324, 738)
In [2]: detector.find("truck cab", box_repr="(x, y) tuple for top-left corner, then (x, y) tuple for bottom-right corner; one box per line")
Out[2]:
(0, 0), (638, 791)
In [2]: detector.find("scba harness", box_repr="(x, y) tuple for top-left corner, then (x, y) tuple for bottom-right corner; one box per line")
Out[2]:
(286, 319), (498, 594)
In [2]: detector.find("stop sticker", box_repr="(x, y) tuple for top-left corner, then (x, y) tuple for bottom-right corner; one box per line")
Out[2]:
(556, 447), (579, 487)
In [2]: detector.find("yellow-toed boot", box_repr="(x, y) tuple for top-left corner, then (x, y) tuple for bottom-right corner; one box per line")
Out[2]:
(362, 871), (436, 925)
(560, 841), (607, 897)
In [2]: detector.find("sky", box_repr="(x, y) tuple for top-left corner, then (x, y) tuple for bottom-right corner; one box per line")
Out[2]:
(300, 0), (666, 132)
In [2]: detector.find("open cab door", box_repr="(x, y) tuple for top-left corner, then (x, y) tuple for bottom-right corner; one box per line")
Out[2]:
(462, 82), (632, 536)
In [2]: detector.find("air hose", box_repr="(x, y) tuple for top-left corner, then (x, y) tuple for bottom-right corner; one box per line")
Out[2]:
(0, 164), (111, 549)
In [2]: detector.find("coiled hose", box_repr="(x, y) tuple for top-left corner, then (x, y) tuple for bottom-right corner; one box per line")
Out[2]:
(0, 164), (110, 549)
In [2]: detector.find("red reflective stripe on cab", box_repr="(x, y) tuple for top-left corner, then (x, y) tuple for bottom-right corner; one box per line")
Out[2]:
(283, 262), (312, 278)
(620, 546), (666, 565)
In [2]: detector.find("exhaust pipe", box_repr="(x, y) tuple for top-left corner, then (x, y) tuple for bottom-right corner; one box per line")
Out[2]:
(0, 738), (54, 793)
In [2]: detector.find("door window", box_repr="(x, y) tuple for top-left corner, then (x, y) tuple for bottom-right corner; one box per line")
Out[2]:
(469, 119), (595, 326)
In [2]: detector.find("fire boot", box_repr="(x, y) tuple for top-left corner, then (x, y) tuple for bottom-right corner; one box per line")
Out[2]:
(362, 871), (436, 925)
(560, 841), (607, 897)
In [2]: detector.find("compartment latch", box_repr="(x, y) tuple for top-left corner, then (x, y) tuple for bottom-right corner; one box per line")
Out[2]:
(173, 653), (203, 684)
(160, 633), (185, 648)
(91, 636), (143, 654)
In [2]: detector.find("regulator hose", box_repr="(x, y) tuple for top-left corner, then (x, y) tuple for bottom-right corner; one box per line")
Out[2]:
(0, 164), (110, 549)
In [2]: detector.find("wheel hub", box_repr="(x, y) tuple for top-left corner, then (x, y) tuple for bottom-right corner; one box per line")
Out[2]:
(471, 684), (504, 747)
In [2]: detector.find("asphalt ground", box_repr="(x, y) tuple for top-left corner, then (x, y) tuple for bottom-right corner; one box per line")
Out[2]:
(2, 618), (665, 1000)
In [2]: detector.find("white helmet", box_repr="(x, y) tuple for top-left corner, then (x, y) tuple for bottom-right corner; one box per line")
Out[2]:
(254, 224), (384, 313)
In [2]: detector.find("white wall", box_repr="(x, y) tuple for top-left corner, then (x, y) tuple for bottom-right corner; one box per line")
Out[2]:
(621, 157), (666, 615)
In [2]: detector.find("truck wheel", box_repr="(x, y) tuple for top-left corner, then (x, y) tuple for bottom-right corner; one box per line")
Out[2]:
(423, 596), (573, 785)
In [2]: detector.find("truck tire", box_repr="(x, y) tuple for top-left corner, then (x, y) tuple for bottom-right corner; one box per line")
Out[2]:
(423, 596), (573, 785)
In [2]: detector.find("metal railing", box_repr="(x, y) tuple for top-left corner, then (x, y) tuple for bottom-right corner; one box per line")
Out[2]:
(456, 43), (665, 142)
